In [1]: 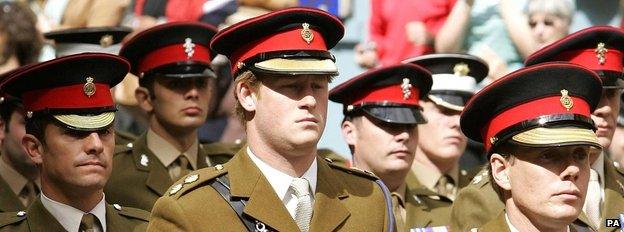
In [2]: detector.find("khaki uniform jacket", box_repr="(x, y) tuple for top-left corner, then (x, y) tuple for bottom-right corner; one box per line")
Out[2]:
(402, 166), (478, 230)
(478, 211), (581, 232)
(0, 198), (148, 231)
(0, 176), (23, 212)
(147, 148), (392, 232)
(450, 158), (624, 232)
(104, 133), (235, 212)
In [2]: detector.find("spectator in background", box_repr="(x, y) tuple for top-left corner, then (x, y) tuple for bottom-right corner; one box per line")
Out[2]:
(355, 0), (454, 69)
(0, 1), (41, 74)
(527, 0), (574, 49)
(132, 0), (237, 33)
(435, 0), (532, 81)
(32, 0), (129, 31)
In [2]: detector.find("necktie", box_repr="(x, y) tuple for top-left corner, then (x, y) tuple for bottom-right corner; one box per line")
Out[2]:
(20, 181), (38, 207)
(583, 169), (601, 229)
(391, 192), (406, 232)
(291, 178), (312, 232)
(79, 213), (100, 232)
(435, 174), (455, 199)
(174, 155), (191, 181)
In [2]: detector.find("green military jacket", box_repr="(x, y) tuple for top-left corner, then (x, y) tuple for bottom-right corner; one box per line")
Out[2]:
(147, 148), (393, 232)
(0, 176), (24, 213)
(478, 211), (582, 232)
(450, 158), (624, 232)
(115, 130), (138, 146)
(104, 133), (235, 212)
(0, 198), (148, 231)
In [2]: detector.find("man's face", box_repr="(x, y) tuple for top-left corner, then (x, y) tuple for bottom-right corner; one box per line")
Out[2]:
(150, 76), (214, 132)
(608, 126), (624, 166)
(251, 75), (329, 152)
(36, 123), (114, 191)
(592, 88), (621, 149)
(348, 115), (418, 176)
(417, 100), (467, 163)
(529, 12), (570, 48)
(2, 110), (35, 170)
(507, 145), (594, 223)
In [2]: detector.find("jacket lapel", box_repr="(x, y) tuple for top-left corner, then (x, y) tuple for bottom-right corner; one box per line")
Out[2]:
(0, 176), (24, 212)
(26, 198), (67, 232)
(309, 158), (349, 232)
(132, 134), (172, 197)
(603, 157), (624, 232)
(228, 149), (299, 232)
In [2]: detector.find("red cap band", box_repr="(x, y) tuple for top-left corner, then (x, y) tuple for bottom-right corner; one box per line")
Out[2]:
(230, 27), (328, 74)
(138, 43), (211, 74)
(483, 95), (590, 151)
(348, 84), (421, 107)
(22, 83), (113, 112)
(556, 49), (623, 72)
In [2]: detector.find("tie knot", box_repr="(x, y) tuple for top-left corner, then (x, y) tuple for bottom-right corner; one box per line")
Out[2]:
(589, 169), (599, 181)
(291, 178), (310, 197)
(80, 213), (98, 231)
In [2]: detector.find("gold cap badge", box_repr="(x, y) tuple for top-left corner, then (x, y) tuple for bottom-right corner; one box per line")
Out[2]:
(401, 78), (412, 100)
(595, 42), (608, 65)
(453, 63), (470, 76)
(301, 23), (314, 44)
(560, 89), (573, 111)
(99, 35), (113, 48)
(83, 77), (96, 97)
(489, 136), (498, 145)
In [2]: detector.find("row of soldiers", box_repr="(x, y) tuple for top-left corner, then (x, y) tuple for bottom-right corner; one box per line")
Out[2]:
(0, 6), (622, 232)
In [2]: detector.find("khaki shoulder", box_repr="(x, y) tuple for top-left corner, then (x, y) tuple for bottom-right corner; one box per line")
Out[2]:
(201, 142), (240, 156)
(327, 161), (378, 181)
(0, 211), (26, 228)
(166, 165), (228, 199)
(317, 148), (350, 167)
(469, 168), (491, 188)
(109, 204), (150, 222)
(113, 142), (134, 155)
(614, 161), (624, 176)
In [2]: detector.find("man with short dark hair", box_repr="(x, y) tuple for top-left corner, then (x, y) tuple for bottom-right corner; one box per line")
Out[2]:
(0, 53), (149, 231)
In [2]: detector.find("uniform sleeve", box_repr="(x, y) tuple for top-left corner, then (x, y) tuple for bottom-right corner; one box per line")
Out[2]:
(146, 197), (193, 232)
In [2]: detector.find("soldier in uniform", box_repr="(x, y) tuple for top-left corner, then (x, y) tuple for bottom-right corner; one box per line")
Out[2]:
(0, 53), (149, 231)
(330, 63), (442, 231)
(451, 26), (624, 232)
(43, 26), (140, 145)
(148, 7), (394, 232)
(103, 22), (235, 212)
(0, 68), (39, 213)
(402, 54), (487, 200)
(461, 63), (602, 231)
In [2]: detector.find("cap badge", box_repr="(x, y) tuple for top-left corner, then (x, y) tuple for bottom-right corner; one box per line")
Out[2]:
(595, 42), (608, 65)
(183, 38), (195, 58)
(489, 136), (498, 145)
(560, 89), (573, 111)
(0, 97), (4, 104)
(453, 63), (470, 77)
(83, 77), (96, 97)
(301, 23), (314, 44)
(401, 78), (412, 100)
(100, 34), (113, 48)
(26, 111), (33, 118)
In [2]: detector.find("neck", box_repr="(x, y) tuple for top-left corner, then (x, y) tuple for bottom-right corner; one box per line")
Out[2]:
(378, 171), (407, 192)
(1, 152), (39, 181)
(41, 178), (103, 212)
(414, 147), (457, 174)
(505, 198), (569, 232)
(149, 119), (197, 152)
(246, 130), (317, 177)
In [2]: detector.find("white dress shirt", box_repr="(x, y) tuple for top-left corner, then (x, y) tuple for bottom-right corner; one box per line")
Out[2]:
(40, 192), (107, 232)
(247, 147), (317, 219)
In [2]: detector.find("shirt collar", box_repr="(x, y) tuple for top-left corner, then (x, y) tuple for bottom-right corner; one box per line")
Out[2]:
(246, 147), (317, 201)
(0, 158), (28, 195)
(411, 160), (459, 189)
(40, 193), (107, 232)
(505, 212), (570, 232)
(592, 152), (605, 189)
(146, 129), (199, 169)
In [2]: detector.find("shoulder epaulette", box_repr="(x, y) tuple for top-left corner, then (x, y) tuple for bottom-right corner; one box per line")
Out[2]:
(167, 165), (229, 199)
(327, 161), (378, 181)
(614, 161), (624, 176)
(110, 204), (149, 221)
(113, 143), (134, 154)
(201, 142), (240, 156)
(470, 169), (491, 188)
(0, 211), (27, 227)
